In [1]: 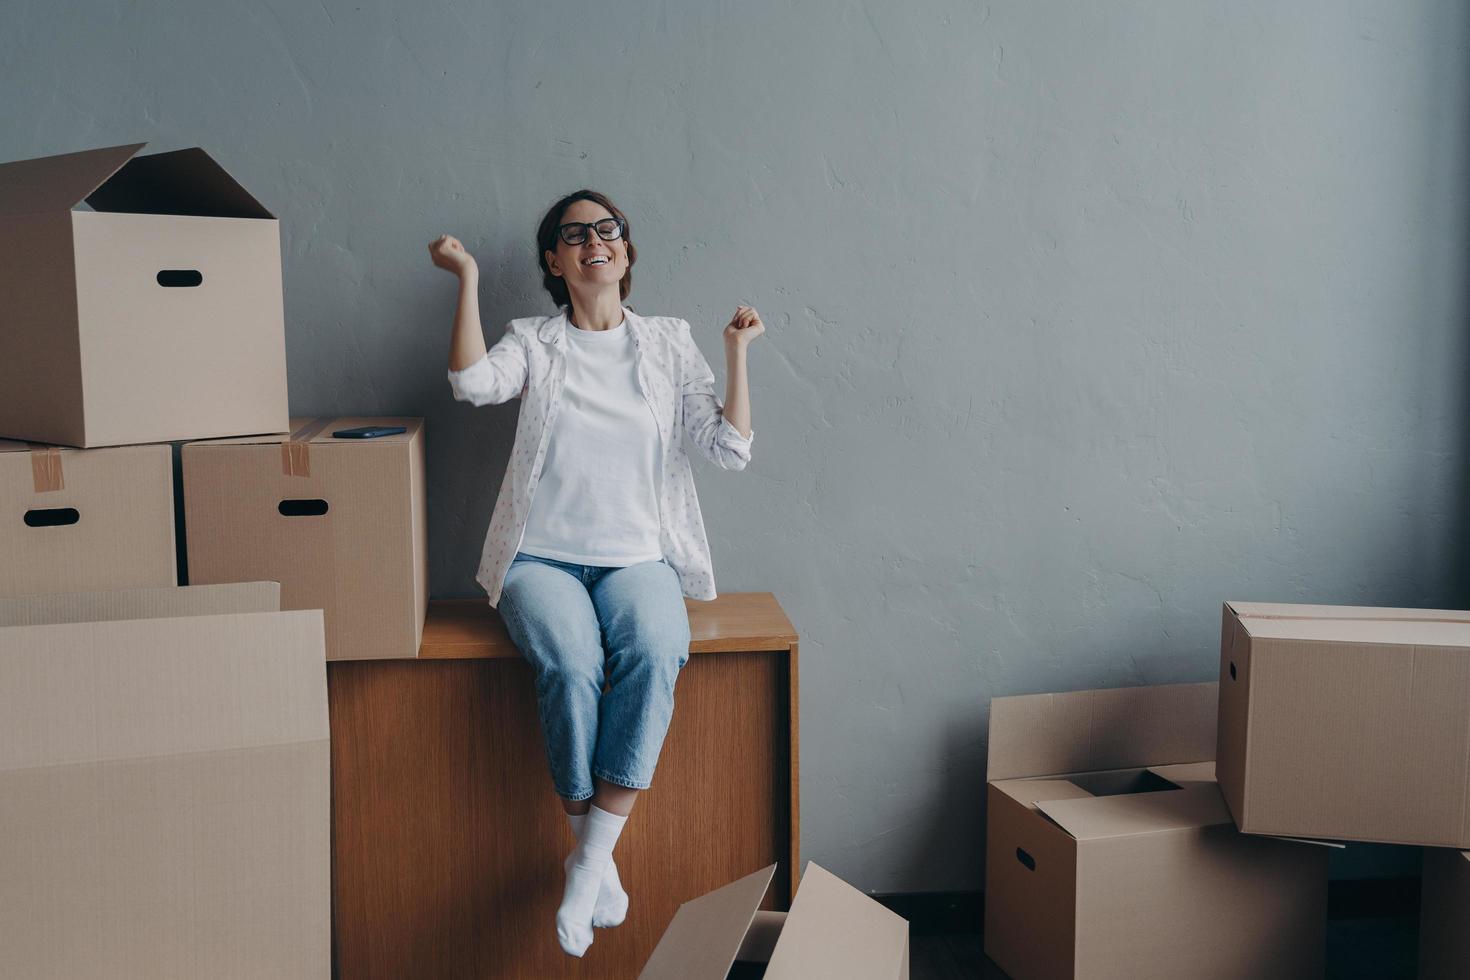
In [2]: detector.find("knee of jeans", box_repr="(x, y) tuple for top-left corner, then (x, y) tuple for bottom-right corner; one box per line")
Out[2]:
(534, 651), (602, 693)
(639, 639), (689, 678)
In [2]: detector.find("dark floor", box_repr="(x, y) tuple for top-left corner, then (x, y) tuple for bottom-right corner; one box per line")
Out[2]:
(905, 915), (1420, 979)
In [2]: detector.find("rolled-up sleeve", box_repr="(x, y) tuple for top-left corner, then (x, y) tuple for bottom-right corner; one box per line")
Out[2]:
(447, 328), (528, 406)
(677, 320), (753, 471)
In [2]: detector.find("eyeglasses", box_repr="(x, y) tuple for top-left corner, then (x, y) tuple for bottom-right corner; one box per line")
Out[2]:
(555, 217), (626, 247)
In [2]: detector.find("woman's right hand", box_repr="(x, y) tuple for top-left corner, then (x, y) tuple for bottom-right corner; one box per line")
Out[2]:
(429, 234), (478, 278)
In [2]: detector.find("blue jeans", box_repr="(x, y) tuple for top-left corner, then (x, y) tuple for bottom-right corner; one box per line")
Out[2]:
(497, 551), (692, 801)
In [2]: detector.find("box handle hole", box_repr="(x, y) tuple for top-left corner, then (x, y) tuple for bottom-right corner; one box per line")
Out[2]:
(23, 507), (79, 528)
(1015, 847), (1036, 871)
(157, 270), (203, 287)
(278, 499), (329, 517)
(1229, 661), (1237, 681)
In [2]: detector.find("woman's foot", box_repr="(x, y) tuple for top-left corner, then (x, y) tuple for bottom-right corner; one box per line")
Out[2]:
(563, 850), (629, 927)
(555, 858), (601, 956)
(566, 809), (629, 927)
(555, 806), (627, 956)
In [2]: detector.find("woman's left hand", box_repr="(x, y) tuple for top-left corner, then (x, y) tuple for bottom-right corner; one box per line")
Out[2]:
(724, 305), (766, 350)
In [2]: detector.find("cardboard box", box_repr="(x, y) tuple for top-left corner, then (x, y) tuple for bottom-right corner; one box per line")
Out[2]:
(640, 862), (909, 979)
(1419, 848), (1470, 980)
(182, 417), (427, 661)
(0, 141), (289, 447)
(0, 584), (329, 979)
(1217, 601), (1470, 847)
(985, 682), (1329, 980)
(0, 581), (280, 627)
(0, 439), (175, 597)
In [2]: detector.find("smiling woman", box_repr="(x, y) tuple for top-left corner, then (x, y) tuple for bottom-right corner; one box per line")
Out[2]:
(534, 190), (637, 317)
(427, 188), (767, 959)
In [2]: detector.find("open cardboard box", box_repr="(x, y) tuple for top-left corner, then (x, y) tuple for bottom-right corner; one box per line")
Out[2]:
(0, 583), (330, 979)
(0, 439), (175, 597)
(640, 862), (909, 979)
(1218, 601), (1470, 847)
(0, 142), (289, 448)
(985, 682), (1329, 980)
(182, 417), (427, 661)
(1419, 848), (1470, 980)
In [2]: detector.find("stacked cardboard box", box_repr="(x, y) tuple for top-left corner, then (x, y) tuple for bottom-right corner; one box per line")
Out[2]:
(1213, 600), (1470, 979)
(0, 142), (427, 650)
(183, 416), (428, 661)
(1216, 601), (1470, 848)
(983, 682), (1328, 980)
(0, 140), (291, 600)
(0, 439), (174, 597)
(0, 142), (424, 978)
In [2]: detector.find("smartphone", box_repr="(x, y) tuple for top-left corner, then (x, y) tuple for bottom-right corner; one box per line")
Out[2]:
(332, 425), (407, 439)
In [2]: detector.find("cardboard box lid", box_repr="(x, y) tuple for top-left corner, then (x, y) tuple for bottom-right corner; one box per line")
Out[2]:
(763, 862), (908, 978)
(1235, 614), (1470, 647)
(641, 862), (908, 980)
(0, 582), (280, 627)
(987, 682), (1218, 781)
(0, 142), (273, 219)
(0, 609), (327, 773)
(640, 864), (775, 979)
(187, 416), (424, 448)
(1226, 600), (1470, 623)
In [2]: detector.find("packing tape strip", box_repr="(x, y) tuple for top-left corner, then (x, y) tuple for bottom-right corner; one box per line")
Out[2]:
(27, 444), (63, 493)
(280, 417), (335, 478)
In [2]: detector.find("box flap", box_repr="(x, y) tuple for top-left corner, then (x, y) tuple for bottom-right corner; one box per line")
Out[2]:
(0, 582), (280, 627)
(639, 864), (775, 980)
(1226, 600), (1470, 624)
(765, 862), (909, 979)
(989, 777), (1097, 809)
(84, 146), (274, 219)
(0, 610), (327, 773)
(1237, 615), (1470, 647)
(987, 682), (1217, 781)
(1033, 785), (1233, 841)
(1146, 760), (1218, 788)
(0, 142), (146, 217)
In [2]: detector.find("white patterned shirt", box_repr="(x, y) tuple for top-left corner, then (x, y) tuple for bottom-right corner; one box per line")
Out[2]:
(447, 306), (753, 606)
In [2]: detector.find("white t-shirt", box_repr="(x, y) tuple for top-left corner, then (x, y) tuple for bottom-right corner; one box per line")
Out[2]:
(517, 318), (664, 566)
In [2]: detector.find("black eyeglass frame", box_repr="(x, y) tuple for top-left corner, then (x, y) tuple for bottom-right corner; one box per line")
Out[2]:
(554, 217), (627, 247)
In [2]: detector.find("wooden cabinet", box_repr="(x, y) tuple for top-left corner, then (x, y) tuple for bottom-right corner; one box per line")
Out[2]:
(328, 593), (799, 979)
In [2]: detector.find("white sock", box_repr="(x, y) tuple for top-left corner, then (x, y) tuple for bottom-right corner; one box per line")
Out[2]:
(556, 805), (627, 956)
(566, 812), (629, 928)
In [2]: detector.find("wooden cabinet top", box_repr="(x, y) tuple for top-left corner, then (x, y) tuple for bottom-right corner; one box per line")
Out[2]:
(418, 592), (798, 660)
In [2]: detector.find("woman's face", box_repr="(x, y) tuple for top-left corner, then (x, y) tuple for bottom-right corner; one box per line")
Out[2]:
(544, 199), (629, 297)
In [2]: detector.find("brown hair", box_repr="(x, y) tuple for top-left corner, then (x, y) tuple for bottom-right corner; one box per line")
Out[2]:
(536, 189), (637, 310)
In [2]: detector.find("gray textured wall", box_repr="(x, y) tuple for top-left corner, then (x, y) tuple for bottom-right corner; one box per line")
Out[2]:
(5, 0), (1468, 892)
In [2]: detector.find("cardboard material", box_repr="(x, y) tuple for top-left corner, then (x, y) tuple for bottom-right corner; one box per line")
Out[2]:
(182, 417), (427, 661)
(0, 584), (329, 979)
(641, 862), (909, 980)
(0, 581), (279, 626)
(1217, 600), (1470, 847)
(1419, 849), (1470, 980)
(985, 682), (1328, 980)
(0, 142), (288, 447)
(0, 439), (175, 598)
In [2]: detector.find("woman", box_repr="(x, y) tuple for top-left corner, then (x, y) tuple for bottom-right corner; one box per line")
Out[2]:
(428, 190), (764, 958)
